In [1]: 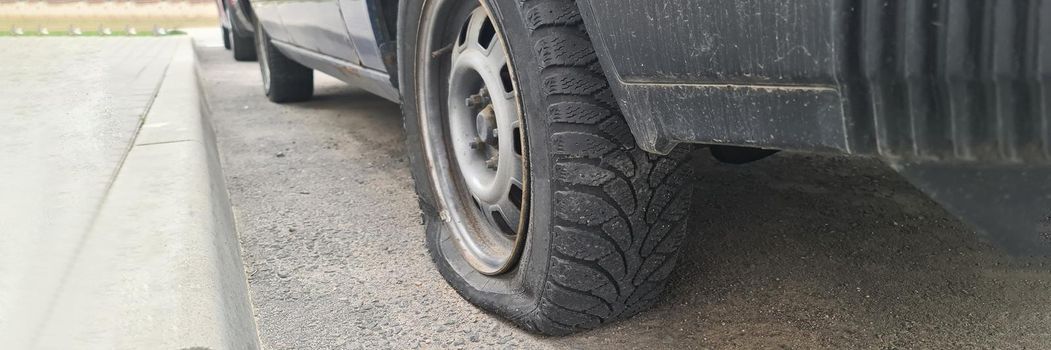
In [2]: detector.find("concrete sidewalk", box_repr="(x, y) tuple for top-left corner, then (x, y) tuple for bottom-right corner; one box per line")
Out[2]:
(0, 37), (258, 349)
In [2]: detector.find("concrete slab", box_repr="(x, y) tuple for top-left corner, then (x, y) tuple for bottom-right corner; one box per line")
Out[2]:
(134, 39), (204, 146)
(0, 37), (259, 349)
(36, 140), (256, 349)
(0, 36), (179, 347)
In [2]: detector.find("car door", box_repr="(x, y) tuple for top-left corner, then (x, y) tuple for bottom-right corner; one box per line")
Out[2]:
(278, 0), (362, 63)
(246, 0), (292, 43)
(337, 0), (387, 71)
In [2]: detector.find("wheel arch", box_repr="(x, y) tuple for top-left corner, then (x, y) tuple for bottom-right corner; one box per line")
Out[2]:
(371, 0), (400, 88)
(232, 0), (256, 33)
(389, 0), (642, 152)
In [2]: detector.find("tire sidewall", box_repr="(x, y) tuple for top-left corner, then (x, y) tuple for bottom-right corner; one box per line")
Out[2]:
(227, 7), (240, 41)
(398, 0), (555, 324)
(222, 26), (232, 50)
(229, 6), (257, 61)
(254, 19), (272, 96)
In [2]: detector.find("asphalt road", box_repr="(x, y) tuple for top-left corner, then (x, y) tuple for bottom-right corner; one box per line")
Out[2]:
(194, 33), (1051, 349)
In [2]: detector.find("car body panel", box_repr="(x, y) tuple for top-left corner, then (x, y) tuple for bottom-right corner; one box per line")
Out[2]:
(339, 0), (388, 72)
(252, 0), (396, 101)
(574, 0), (1051, 254)
(275, 1), (358, 62)
(272, 40), (400, 101)
(256, 0), (1050, 253)
(214, 0), (231, 29)
(251, 0), (291, 42)
(226, 0), (255, 35)
(576, 0), (1050, 165)
(576, 0), (847, 155)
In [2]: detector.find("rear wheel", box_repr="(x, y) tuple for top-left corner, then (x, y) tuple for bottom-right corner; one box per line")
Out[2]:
(399, 0), (693, 335)
(228, 7), (256, 61)
(255, 18), (313, 103)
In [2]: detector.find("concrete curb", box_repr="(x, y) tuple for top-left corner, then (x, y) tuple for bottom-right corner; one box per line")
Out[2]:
(34, 38), (261, 349)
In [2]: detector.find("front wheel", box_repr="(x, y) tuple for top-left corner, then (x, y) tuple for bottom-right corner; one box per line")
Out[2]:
(398, 0), (693, 335)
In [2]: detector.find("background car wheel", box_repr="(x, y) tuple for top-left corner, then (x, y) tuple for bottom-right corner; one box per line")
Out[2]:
(228, 7), (257, 61)
(222, 26), (231, 50)
(399, 0), (693, 335)
(255, 19), (313, 103)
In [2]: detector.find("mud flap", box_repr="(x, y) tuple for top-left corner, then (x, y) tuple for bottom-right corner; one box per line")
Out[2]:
(895, 162), (1051, 256)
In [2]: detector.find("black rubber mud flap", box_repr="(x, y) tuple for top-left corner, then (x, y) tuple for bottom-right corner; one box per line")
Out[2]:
(896, 163), (1051, 256)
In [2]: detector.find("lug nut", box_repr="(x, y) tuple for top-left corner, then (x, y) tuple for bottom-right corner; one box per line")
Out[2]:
(469, 138), (485, 150)
(466, 88), (492, 108)
(486, 128), (499, 146)
(465, 94), (483, 108)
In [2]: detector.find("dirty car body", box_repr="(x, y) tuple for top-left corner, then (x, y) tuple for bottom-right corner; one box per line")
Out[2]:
(216, 0), (254, 35)
(248, 0), (1051, 252)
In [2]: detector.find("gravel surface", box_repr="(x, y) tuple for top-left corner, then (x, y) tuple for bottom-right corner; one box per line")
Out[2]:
(194, 35), (1051, 349)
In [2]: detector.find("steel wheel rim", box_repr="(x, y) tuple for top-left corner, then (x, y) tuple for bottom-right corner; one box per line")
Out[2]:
(417, 0), (528, 275)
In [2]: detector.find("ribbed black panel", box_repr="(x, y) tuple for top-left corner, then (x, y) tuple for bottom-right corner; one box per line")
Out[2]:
(854, 0), (1050, 163)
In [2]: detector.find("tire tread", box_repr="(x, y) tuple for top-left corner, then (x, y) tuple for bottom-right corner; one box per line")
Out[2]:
(517, 0), (692, 335)
(229, 8), (257, 61)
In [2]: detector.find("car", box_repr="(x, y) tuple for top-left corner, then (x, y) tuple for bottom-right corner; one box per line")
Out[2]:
(214, 0), (257, 61)
(214, 0), (230, 49)
(244, 0), (1051, 335)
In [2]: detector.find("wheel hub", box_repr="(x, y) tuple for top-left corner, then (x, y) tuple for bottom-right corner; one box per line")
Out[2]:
(469, 91), (500, 169)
